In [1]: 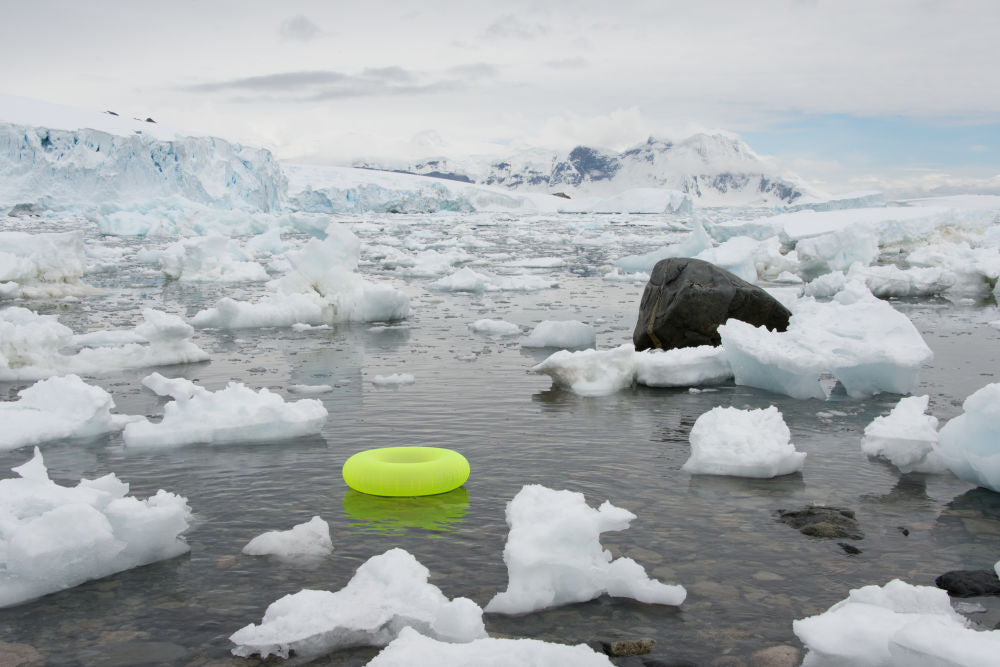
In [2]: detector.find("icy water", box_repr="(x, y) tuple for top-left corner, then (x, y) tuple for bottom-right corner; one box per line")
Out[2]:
(2, 212), (1000, 666)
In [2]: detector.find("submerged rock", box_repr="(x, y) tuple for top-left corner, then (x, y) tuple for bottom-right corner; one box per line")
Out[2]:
(776, 506), (863, 540)
(633, 258), (791, 352)
(935, 570), (1000, 598)
(599, 638), (656, 657)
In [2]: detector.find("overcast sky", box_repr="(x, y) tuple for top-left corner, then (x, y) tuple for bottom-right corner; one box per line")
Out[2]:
(2, 0), (998, 192)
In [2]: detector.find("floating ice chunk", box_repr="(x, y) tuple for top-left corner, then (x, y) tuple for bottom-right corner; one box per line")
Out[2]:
(861, 395), (946, 473)
(160, 235), (269, 282)
(0, 230), (98, 299)
(634, 346), (733, 387)
(468, 319), (521, 336)
(505, 256), (565, 268)
(0, 447), (191, 608)
(521, 320), (596, 349)
(368, 626), (614, 667)
(907, 241), (1000, 298)
(682, 406), (805, 478)
(242, 516), (333, 561)
(396, 248), (473, 277)
(192, 224), (410, 328)
(123, 373), (327, 448)
(0, 307), (209, 381)
(614, 221), (713, 273)
(229, 548), (486, 659)
(486, 485), (685, 614)
(372, 373), (415, 386)
(0, 375), (138, 451)
(792, 579), (998, 667)
(719, 281), (932, 399)
(695, 235), (760, 283)
(935, 383), (1000, 492)
(429, 267), (557, 292)
(846, 263), (957, 298)
(287, 384), (333, 395)
(602, 267), (650, 283)
(530, 344), (636, 396)
(795, 225), (879, 279)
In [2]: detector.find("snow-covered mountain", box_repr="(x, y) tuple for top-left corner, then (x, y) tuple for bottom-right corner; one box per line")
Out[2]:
(355, 134), (814, 207)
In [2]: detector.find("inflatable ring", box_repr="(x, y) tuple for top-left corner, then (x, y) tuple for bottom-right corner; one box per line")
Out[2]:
(342, 446), (470, 497)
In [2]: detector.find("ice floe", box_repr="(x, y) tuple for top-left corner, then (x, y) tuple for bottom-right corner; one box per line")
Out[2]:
(521, 320), (596, 349)
(860, 395), (945, 473)
(122, 373), (327, 448)
(485, 484), (686, 614)
(0, 230), (98, 299)
(683, 406), (805, 478)
(242, 516), (333, 561)
(0, 447), (191, 608)
(229, 548), (486, 659)
(935, 382), (1000, 492)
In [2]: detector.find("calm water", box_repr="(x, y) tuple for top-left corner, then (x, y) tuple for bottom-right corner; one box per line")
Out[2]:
(2, 212), (1000, 666)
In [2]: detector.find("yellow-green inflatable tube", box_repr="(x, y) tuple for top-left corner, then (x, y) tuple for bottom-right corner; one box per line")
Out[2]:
(342, 446), (470, 497)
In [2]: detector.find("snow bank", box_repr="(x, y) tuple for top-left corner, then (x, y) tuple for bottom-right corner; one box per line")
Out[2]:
(683, 406), (805, 478)
(531, 344), (733, 396)
(368, 626), (614, 667)
(0, 307), (209, 381)
(468, 319), (521, 336)
(429, 267), (558, 293)
(159, 235), (269, 282)
(191, 223), (410, 328)
(229, 548), (486, 659)
(0, 230), (98, 299)
(861, 395), (945, 473)
(793, 579), (998, 666)
(242, 516), (333, 561)
(485, 485), (686, 614)
(521, 320), (596, 349)
(123, 373), (327, 448)
(935, 383), (1000, 492)
(719, 281), (932, 399)
(0, 447), (191, 608)
(0, 375), (137, 451)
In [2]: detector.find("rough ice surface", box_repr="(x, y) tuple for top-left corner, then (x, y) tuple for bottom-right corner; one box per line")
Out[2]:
(860, 395), (946, 473)
(0, 375), (138, 451)
(229, 548), (486, 659)
(719, 281), (933, 399)
(935, 382), (1000, 492)
(0, 447), (191, 608)
(485, 485), (686, 615)
(793, 579), (1000, 667)
(468, 318), (521, 337)
(368, 626), (614, 667)
(521, 320), (596, 349)
(122, 373), (327, 448)
(429, 267), (558, 293)
(191, 223), (410, 328)
(532, 344), (733, 395)
(0, 307), (209, 381)
(159, 234), (269, 282)
(242, 516), (333, 561)
(0, 230), (98, 298)
(683, 406), (805, 478)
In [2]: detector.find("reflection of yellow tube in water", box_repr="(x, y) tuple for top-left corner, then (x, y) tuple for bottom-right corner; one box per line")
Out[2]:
(342, 487), (469, 533)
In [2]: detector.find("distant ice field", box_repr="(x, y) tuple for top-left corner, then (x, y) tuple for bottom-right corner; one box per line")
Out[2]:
(2, 208), (1000, 664)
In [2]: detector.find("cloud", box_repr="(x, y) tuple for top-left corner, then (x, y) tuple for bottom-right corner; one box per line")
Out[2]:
(280, 15), (323, 42)
(184, 66), (476, 102)
(483, 14), (548, 40)
(544, 58), (590, 70)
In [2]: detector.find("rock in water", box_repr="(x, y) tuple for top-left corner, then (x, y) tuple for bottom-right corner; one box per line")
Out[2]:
(935, 570), (1000, 598)
(633, 258), (791, 351)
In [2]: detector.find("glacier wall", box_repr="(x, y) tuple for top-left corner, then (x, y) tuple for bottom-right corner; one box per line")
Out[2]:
(0, 123), (286, 215)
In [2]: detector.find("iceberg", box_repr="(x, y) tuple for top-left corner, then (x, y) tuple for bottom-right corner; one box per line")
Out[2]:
(0, 447), (191, 608)
(242, 516), (333, 561)
(935, 383), (1000, 492)
(521, 320), (596, 349)
(682, 406), (806, 478)
(229, 548), (486, 659)
(793, 579), (998, 666)
(159, 234), (269, 282)
(468, 319), (522, 337)
(0, 230), (98, 299)
(860, 395), (945, 473)
(486, 484), (686, 614)
(123, 373), (328, 448)
(0, 375), (138, 451)
(368, 626), (614, 667)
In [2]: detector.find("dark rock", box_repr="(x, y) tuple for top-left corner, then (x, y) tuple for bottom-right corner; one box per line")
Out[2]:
(777, 506), (863, 540)
(935, 570), (1000, 597)
(601, 638), (656, 657)
(838, 542), (862, 555)
(551, 191), (571, 199)
(633, 258), (791, 352)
